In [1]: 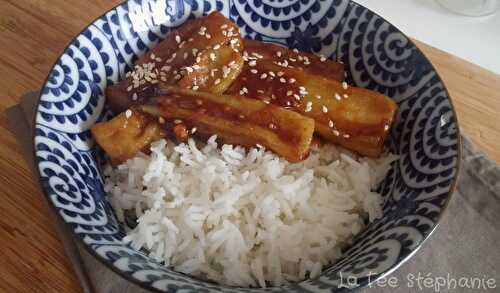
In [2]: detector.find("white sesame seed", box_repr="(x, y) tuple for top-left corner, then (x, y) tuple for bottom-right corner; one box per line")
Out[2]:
(257, 89), (264, 94)
(342, 81), (348, 89)
(250, 69), (258, 74)
(293, 94), (301, 100)
(125, 109), (132, 118)
(174, 119), (182, 124)
(329, 120), (334, 128)
(192, 48), (198, 56)
(155, 57), (162, 62)
(335, 93), (342, 100)
(188, 37), (194, 42)
(268, 123), (276, 130)
(230, 39), (238, 45)
(320, 56), (326, 62)
(174, 74), (181, 80)
(271, 94), (276, 100)
(333, 130), (340, 136)
(268, 71), (275, 77)
(263, 100), (270, 104)
(293, 48), (299, 53)
(220, 24), (228, 29)
(260, 73), (267, 79)
(322, 105), (328, 113)
(214, 78), (221, 85)
(175, 35), (181, 43)
(150, 53), (156, 60)
(316, 95), (322, 99)
(343, 133), (350, 138)
(288, 78), (296, 84)
(256, 143), (263, 148)
(183, 52), (188, 59)
(192, 85), (199, 91)
(305, 101), (313, 112)
(277, 71), (284, 77)
(248, 60), (257, 67)
(384, 125), (390, 131)
(185, 66), (194, 73)
(280, 77), (286, 83)
(210, 53), (216, 61)
(276, 51), (282, 57)
(126, 85), (133, 92)
(286, 90), (293, 96)
(213, 44), (221, 50)
(343, 94), (349, 99)
(132, 93), (138, 101)
(205, 33), (211, 39)
(191, 127), (197, 134)
(158, 117), (165, 124)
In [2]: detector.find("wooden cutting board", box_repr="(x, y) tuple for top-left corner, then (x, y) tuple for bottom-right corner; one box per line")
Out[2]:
(0, 1), (499, 292)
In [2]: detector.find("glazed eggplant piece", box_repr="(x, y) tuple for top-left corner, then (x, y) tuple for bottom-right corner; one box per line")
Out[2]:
(226, 61), (397, 157)
(106, 11), (243, 113)
(141, 86), (315, 162)
(242, 39), (345, 82)
(91, 110), (166, 165)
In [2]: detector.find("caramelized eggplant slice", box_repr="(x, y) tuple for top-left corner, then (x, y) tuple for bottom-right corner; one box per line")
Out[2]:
(226, 62), (397, 157)
(141, 86), (315, 162)
(243, 39), (345, 82)
(106, 11), (243, 113)
(91, 110), (166, 165)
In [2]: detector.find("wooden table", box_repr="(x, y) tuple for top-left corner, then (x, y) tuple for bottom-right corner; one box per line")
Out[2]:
(0, 1), (499, 292)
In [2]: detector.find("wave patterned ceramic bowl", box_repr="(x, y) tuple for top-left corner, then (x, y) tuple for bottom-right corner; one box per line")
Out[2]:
(34, 0), (460, 291)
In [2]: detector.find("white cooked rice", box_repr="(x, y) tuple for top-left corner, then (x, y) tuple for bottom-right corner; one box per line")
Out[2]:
(104, 136), (397, 287)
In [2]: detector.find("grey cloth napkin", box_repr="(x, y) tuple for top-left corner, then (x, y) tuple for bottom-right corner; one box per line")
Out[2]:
(6, 93), (499, 293)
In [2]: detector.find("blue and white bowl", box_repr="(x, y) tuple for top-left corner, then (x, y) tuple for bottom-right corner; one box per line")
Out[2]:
(34, 0), (460, 292)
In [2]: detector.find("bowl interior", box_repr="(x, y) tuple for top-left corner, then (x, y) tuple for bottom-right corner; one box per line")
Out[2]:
(34, 0), (459, 292)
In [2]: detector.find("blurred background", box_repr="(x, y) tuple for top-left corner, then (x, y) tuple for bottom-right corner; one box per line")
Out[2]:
(356, 0), (500, 74)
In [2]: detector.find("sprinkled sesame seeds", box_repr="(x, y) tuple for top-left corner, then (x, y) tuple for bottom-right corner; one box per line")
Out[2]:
(257, 89), (264, 94)
(192, 48), (198, 56)
(322, 105), (328, 113)
(268, 71), (275, 77)
(333, 130), (340, 136)
(288, 78), (296, 84)
(248, 60), (257, 67)
(320, 56), (327, 62)
(329, 120), (334, 128)
(286, 90), (293, 96)
(316, 95), (322, 99)
(271, 94), (276, 100)
(230, 39), (238, 45)
(260, 73), (267, 79)
(293, 94), (301, 101)
(174, 74), (181, 80)
(277, 71), (284, 77)
(335, 93), (342, 100)
(251, 52), (263, 59)
(174, 119), (182, 124)
(250, 69), (258, 74)
(222, 65), (231, 78)
(384, 125), (390, 131)
(210, 53), (216, 61)
(343, 94), (349, 99)
(239, 87), (248, 95)
(268, 123), (277, 130)
(213, 44), (221, 50)
(191, 127), (197, 134)
(175, 35), (181, 43)
(279, 77), (286, 83)
(263, 100), (270, 104)
(293, 48), (299, 53)
(220, 24), (228, 29)
(342, 81), (348, 89)
(192, 85), (199, 91)
(158, 117), (165, 124)
(125, 109), (132, 118)
(132, 93), (138, 101)
(276, 51), (282, 57)
(239, 114), (246, 119)
(150, 53), (156, 60)
(205, 33), (211, 39)
(214, 78), (221, 85)
(198, 26), (207, 35)
(126, 85), (133, 92)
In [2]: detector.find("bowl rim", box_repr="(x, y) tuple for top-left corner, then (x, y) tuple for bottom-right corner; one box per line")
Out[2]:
(32, 0), (462, 291)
